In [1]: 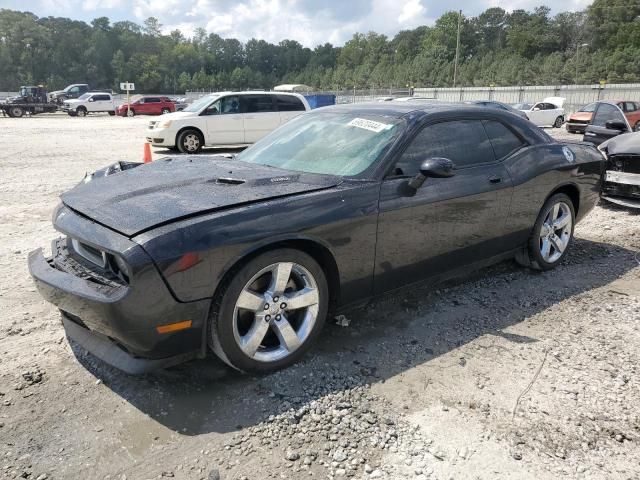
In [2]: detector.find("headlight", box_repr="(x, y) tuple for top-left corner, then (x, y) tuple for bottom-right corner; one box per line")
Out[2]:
(156, 120), (172, 129)
(109, 254), (130, 283)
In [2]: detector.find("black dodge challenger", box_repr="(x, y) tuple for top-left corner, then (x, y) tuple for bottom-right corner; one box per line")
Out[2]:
(28, 103), (604, 374)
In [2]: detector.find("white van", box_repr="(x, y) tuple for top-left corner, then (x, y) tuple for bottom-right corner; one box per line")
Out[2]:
(146, 91), (311, 153)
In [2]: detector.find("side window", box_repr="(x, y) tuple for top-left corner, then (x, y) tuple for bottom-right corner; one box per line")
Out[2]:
(244, 95), (276, 113)
(276, 95), (305, 111)
(623, 101), (637, 112)
(205, 96), (240, 115)
(69, 87), (79, 95)
(592, 103), (625, 127)
(94, 95), (110, 101)
(393, 120), (495, 176)
(483, 120), (525, 160)
(533, 103), (543, 110)
(146, 97), (160, 103)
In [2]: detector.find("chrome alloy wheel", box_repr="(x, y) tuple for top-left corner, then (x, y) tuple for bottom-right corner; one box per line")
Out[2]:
(232, 262), (320, 363)
(182, 133), (200, 152)
(539, 201), (572, 263)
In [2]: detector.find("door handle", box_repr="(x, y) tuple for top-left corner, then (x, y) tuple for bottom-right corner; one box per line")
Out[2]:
(488, 176), (502, 184)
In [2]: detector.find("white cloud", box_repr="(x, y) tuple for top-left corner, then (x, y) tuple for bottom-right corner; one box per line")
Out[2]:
(398, 0), (426, 24)
(2, 0), (596, 46)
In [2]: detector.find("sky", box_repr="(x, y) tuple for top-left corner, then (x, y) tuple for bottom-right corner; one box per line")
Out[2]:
(1, 0), (593, 47)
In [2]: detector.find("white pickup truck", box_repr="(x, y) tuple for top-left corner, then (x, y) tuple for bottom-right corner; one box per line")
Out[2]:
(62, 92), (116, 117)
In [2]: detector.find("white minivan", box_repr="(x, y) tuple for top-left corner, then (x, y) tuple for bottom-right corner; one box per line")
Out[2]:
(146, 91), (311, 153)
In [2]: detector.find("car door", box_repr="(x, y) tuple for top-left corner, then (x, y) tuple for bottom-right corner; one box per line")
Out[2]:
(241, 94), (280, 143)
(144, 97), (162, 115)
(374, 118), (513, 293)
(276, 94), (306, 124)
(527, 103), (546, 126)
(202, 95), (245, 145)
(93, 94), (111, 112)
(583, 103), (631, 146)
(621, 101), (640, 131)
(86, 94), (101, 112)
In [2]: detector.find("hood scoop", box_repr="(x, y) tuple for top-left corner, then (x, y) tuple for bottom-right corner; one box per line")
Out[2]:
(216, 177), (245, 185)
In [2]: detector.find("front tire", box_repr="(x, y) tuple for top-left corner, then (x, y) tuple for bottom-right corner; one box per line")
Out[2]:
(209, 249), (328, 373)
(524, 193), (575, 271)
(76, 107), (87, 117)
(634, 121), (640, 132)
(9, 106), (24, 118)
(127, 109), (135, 117)
(177, 129), (204, 154)
(553, 116), (564, 128)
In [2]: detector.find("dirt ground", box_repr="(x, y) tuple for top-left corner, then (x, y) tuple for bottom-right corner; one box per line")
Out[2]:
(0, 113), (639, 480)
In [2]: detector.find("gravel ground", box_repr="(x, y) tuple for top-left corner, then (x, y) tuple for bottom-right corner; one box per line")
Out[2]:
(1, 114), (639, 480)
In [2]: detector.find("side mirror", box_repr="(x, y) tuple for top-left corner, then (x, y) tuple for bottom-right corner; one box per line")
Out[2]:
(533, 107), (541, 111)
(88, 98), (94, 102)
(408, 157), (455, 190)
(605, 120), (627, 131)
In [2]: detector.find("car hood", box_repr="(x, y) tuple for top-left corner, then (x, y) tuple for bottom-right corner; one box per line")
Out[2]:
(569, 111), (592, 121)
(154, 111), (195, 120)
(61, 157), (341, 237)
(49, 90), (65, 96)
(600, 131), (640, 156)
(64, 99), (81, 105)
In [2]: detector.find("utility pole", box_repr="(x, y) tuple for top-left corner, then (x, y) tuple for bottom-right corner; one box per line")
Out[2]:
(453, 10), (462, 88)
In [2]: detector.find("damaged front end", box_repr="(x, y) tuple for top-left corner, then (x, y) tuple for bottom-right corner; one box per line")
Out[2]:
(599, 133), (640, 209)
(82, 161), (142, 184)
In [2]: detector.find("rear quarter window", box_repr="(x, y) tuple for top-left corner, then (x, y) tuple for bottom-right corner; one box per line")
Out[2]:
(483, 120), (525, 160)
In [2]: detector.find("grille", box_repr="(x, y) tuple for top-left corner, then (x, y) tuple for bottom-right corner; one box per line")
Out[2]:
(52, 238), (125, 290)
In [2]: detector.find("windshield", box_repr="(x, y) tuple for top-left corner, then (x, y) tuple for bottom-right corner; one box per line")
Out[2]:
(512, 103), (532, 110)
(236, 112), (403, 176)
(183, 95), (219, 113)
(579, 103), (597, 112)
(77, 93), (91, 100)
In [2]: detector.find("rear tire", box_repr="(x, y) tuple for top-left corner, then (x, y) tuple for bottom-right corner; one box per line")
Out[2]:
(161, 108), (170, 114)
(108, 111), (115, 116)
(177, 129), (204, 154)
(553, 116), (564, 128)
(208, 248), (328, 373)
(521, 193), (575, 271)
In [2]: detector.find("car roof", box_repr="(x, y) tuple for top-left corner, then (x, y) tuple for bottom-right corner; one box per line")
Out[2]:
(314, 102), (554, 145)
(316, 101), (498, 118)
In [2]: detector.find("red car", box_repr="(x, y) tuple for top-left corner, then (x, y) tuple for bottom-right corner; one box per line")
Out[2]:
(116, 96), (176, 117)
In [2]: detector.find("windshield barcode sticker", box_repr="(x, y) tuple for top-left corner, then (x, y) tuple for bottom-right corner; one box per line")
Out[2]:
(348, 118), (391, 133)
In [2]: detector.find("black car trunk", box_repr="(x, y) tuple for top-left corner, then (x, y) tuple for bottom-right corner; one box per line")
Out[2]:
(62, 157), (340, 237)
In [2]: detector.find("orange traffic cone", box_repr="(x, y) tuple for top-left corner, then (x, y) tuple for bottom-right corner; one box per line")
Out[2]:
(143, 142), (152, 163)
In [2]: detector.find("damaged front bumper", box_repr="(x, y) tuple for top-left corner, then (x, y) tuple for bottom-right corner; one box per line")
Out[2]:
(602, 170), (640, 208)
